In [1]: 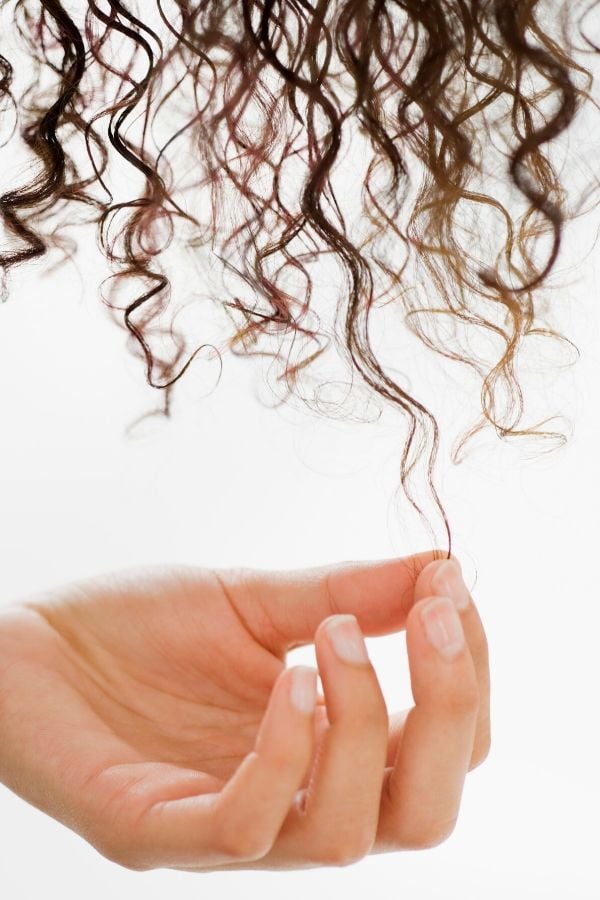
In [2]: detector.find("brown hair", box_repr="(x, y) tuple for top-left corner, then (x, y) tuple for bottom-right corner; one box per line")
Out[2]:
(1, 0), (599, 556)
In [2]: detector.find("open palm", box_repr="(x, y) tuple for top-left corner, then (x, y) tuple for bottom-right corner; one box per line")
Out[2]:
(0, 553), (490, 871)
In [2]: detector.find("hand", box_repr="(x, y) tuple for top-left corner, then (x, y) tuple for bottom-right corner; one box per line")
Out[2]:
(0, 552), (490, 871)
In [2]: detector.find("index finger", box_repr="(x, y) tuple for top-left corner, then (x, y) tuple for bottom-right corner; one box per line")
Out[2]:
(220, 550), (447, 655)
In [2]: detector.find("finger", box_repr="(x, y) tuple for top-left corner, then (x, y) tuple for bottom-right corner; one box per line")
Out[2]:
(106, 666), (318, 870)
(218, 549), (448, 654)
(385, 558), (490, 771)
(417, 558), (491, 769)
(378, 595), (479, 851)
(273, 613), (389, 866)
(384, 709), (410, 768)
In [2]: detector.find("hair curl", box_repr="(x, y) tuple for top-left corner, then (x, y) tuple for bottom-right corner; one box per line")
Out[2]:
(1, 0), (599, 557)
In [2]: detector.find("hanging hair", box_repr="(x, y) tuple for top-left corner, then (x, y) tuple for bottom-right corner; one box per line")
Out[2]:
(1, 0), (599, 557)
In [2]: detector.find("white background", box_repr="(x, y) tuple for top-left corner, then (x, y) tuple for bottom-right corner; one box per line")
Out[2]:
(1, 65), (600, 900)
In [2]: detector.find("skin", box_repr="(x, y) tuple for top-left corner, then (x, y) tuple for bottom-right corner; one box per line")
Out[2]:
(0, 551), (490, 871)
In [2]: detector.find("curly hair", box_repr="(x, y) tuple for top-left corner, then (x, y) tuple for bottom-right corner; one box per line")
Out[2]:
(1, 0), (599, 558)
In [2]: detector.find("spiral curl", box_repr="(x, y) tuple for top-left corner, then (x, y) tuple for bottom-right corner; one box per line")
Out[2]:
(1, 0), (599, 556)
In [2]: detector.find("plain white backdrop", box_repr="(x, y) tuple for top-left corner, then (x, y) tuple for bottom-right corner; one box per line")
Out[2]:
(1, 31), (600, 900)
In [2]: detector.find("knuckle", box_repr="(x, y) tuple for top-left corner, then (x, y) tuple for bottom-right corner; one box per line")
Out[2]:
(214, 565), (248, 591)
(482, 730), (492, 760)
(471, 729), (492, 769)
(401, 817), (458, 851)
(472, 747), (490, 769)
(93, 835), (150, 871)
(214, 820), (272, 861)
(312, 834), (374, 867)
(117, 856), (151, 872)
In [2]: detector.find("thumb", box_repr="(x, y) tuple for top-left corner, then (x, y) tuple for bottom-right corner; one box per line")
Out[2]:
(218, 550), (451, 654)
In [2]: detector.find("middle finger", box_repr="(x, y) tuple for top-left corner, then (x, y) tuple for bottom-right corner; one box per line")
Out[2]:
(275, 613), (389, 866)
(384, 558), (491, 771)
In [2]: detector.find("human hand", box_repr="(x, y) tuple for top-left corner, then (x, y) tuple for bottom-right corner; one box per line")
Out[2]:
(0, 552), (490, 871)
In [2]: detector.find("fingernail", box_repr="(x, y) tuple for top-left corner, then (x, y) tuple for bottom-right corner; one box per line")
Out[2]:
(326, 615), (370, 664)
(290, 666), (318, 714)
(420, 596), (465, 662)
(430, 560), (470, 611)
